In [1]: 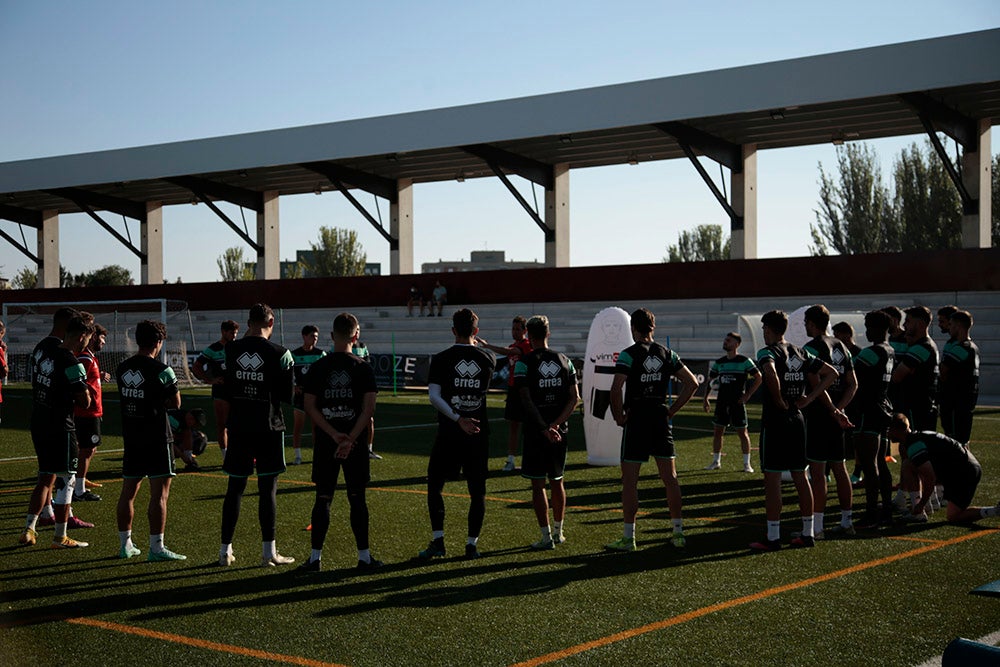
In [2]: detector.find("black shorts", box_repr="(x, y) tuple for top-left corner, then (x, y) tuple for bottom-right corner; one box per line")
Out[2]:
(122, 438), (175, 479)
(806, 413), (846, 463)
(848, 407), (891, 437)
(224, 430), (286, 477)
(940, 403), (974, 445)
(428, 429), (489, 485)
(759, 411), (807, 473)
(504, 388), (525, 422)
(312, 434), (370, 494)
(74, 416), (102, 450)
(941, 456), (982, 510)
(621, 406), (674, 463)
(32, 427), (79, 475)
(713, 400), (748, 429)
(521, 428), (568, 480)
(907, 404), (938, 432)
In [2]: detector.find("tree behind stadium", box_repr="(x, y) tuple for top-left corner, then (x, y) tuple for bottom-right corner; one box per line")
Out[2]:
(664, 224), (731, 262)
(305, 227), (367, 277)
(216, 247), (255, 281)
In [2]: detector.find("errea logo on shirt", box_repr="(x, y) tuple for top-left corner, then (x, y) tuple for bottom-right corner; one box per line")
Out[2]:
(455, 360), (481, 378)
(40, 358), (55, 376)
(787, 356), (804, 372)
(539, 360), (561, 378)
(831, 348), (845, 365)
(328, 370), (351, 388)
(642, 356), (663, 373)
(236, 352), (265, 381)
(121, 370), (144, 387)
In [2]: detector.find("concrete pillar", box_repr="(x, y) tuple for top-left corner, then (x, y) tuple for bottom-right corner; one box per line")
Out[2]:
(141, 201), (163, 285)
(730, 144), (758, 260)
(256, 190), (280, 280)
(390, 178), (414, 275)
(38, 210), (59, 288)
(544, 163), (570, 267)
(961, 119), (992, 248)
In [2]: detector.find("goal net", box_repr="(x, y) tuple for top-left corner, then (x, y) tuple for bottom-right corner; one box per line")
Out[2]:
(2, 298), (197, 386)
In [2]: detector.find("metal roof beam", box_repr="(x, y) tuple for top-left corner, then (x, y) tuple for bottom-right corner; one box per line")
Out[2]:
(654, 122), (742, 172)
(461, 144), (554, 189)
(0, 203), (42, 228)
(45, 187), (147, 221)
(0, 226), (39, 263)
(916, 114), (977, 214)
(164, 175), (264, 213)
(898, 92), (978, 149)
(301, 161), (398, 202)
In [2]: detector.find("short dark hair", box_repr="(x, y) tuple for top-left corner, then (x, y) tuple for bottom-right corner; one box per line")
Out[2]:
(526, 315), (550, 340)
(221, 319), (239, 333)
(831, 321), (854, 337)
(248, 303), (274, 325)
(804, 304), (830, 330)
(301, 324), (319, 336)
(937, 305), (959, 318)
(512, 315), (527, 328)
(453, 308), (479, 337)
(880, 306), (903, 324)
(93, 323), (109, 338)
(333, 313), (359, 338)
(761, 310), (788, 335)
(65, 316), (95, 338)
(78, 311), (95, 326)
(904, 305), (931, 324)
(725, 331), (742, 344)
(135, 320), (167, 348)
(863, 310), (890, 337)
(54, 307), (80, 328)
(890, 412), (910, 433)
(630, 308), (655, 335)
(950, 310), (973, 329)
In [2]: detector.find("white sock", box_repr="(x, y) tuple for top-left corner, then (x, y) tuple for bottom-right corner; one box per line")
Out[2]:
(41, 504), (55, 519)
(119, 530), (132, 549)
(507, 454), (515, 463)
(357, 548), (371, 563)
(712, 452), (721, 464)
(540, 525), (551, 541)
(294, 447), (301, 457)
(800, 515), (814, 538)
(624, 523), (635, 539)
(75, 477), (87, 495)
(553, 520), (564, 534)
(813, 512), (824, 534)
(766, 520), (780, 542)
(467, 536), (478, 546)
(220, 448), (227, 461)
(743, 454), (751, 467)
(432, 530), (445, 540)
(150, 534), (164, 553)
(263, 540), (276, 559)
(672, 518), (683, 533)
(54, 522), (67, 539)
(841, 509), (853, 527)
(25, 514), (39, 532)
(311, 548), (323, 562)
(220, 543), (233, 558)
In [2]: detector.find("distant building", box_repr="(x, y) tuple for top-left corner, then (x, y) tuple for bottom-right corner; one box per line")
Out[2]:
(422, 250), (543, 273)
(0, 277), (10, 290)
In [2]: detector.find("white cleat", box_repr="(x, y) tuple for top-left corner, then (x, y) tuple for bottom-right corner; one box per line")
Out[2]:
(262, 553), (295, 567)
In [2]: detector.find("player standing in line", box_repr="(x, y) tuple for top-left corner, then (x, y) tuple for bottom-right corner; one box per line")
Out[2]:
(290, 325), (326, 466)
(801, 305), (858, 538)
(891, 306), (939, 432)
(890, 414), (999, 523)
(938, 310), (979, 445)
(749, 310), (845, 552)
(846, 311), (895, 529)
(193, 319), (239, 461)
(115, 320), (186, 561)
(352, 338), (381, 460)
(606, 308), (699, 552)
(832, 321), (863, 359)
(74, 322), (112, 501)
(701, 332), (761, 473)
(20, 315), (93, 548)
(0, 320), (7, 425)
(218, 304), (296, 567)
(477, 316), (533, 472)
(298, 313), (381, 572)
(514, 315), (579, 550)
(420, 308), (496, 560)
(937, 305), (959, 339)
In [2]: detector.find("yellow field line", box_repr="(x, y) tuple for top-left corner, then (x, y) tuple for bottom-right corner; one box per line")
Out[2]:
(509, 529), (997, 667)
(66, 617), (349, 667)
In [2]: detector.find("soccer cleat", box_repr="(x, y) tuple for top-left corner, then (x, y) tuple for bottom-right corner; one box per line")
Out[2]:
(605, 536), (637, 552)
(368, 451), (383, 460)
(261, 553), (295, 567)
(749, 539), (781, 552)
(67, 516), (95, 529)
(85, 479), (103, 489)
(148, 548), (187, 562)
(501, 460), (516, 472)
(18, 529), (37, 546)
(551, 530), (566, 545)
(418, 538), (446, 560)
(183, 460), (201, 473)
(357, 557), (384, 570)
(826, 524), (857, 538)
(790, 535), (815, 548)
(530, 538), (555, 551)
(704, 461), (722, 470)
(671, 532), (686, 548)
(37, 515), (55, 527)
(742, 464), (755, 473)
(298, 558), (321, 572)
(464, 544), (481, 560)
(118, 544), (141, 559)
(901, 510), (928, 524)
(892, 491), (909, 512)
(51, 536), (89, 549)
(292, 453), (302, 465)
(792, 529), (824, 541)
(219, 553), (236, 566)
(73, 490), (102, 502)
(850, 473), (863, 485)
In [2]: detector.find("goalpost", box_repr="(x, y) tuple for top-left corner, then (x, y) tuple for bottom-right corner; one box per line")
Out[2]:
(2, 298), (198, 385)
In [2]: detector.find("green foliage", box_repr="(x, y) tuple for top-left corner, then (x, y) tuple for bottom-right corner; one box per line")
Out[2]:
(69, 264), (134, 287)
(305, 226), (367, 277)
(11, 266), (37, 289)
(664, 224), (731, 262)
(892, 143), (961, 251)
(216, 246), (255, 281)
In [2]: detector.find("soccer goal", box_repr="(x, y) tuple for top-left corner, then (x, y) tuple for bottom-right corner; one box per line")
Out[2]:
(2, 298), (198, 385)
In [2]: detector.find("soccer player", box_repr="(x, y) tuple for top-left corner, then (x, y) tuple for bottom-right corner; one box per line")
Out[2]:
(832, 321), (863, 358)
(938, 310), (979, 445)
(889, 414), (999, 523)
(115, 320), (186, 561)
(702, 332), (761, 473)
(607, 308), (699, 551)
(749, 310), (845, 552)
(421, 308), (496, 560)
(802, 305), (858, 538)
(299, 313), (381, 572)
(0, 320), (7, 425)
(290, 324), (326, 465)
(880, 305), (907, 414)
(514, 315), (579, 550)
(891, 306), (939, 432)
(169, 407), (209, 467)
(937, 305), (959, 337)
(193, 319), (239, 460)
(476, 316), (533, 472)
(847, 311), (895, 528)
(20, 315), (93, 549)
(218, 304), (295, 567)
(74, 322), (111, 501)
(352, 338), (381, 460)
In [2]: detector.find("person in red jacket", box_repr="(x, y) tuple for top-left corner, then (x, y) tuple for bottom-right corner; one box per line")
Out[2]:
(74, 323), (111, 501)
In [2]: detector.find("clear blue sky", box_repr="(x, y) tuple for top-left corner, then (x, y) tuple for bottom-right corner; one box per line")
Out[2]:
(1, 2), (997, 283)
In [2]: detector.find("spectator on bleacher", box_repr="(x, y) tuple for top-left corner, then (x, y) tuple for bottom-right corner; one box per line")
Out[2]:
(430, 280), (447, 317)
(193, 319), (239, 461)
(407, 284), (425, 317)
(477, 316), (534, 472)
